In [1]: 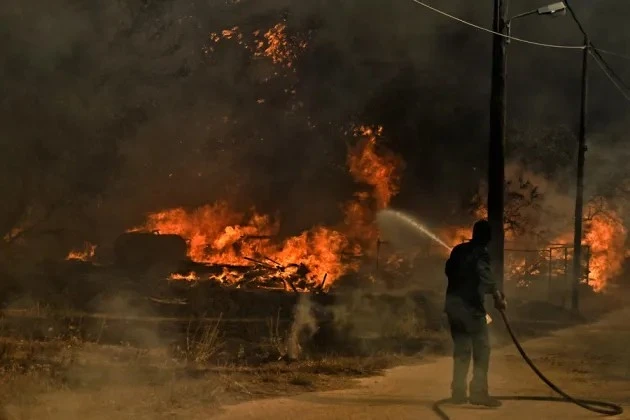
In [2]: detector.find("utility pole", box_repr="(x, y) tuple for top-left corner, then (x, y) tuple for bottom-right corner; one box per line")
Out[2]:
(571, 37), (589, 312)
(489, 0), (509, 291)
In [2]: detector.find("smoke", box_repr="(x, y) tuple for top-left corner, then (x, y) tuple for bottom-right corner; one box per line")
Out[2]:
(286, 293), (318, 359)
(1, 0), (629, 263)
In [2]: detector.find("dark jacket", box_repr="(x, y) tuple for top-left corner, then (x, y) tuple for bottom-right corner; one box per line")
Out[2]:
(444, 241), (498, 318)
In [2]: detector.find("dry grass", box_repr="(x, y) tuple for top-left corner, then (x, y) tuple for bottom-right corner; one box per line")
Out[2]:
(0, 328), (418, 420)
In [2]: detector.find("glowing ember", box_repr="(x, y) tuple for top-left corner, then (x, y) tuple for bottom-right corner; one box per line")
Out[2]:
(66, 242), (97, 262)
(207, 23), (308, 70)
(254, 23), (308, 68)
(170, 272), (198, 281)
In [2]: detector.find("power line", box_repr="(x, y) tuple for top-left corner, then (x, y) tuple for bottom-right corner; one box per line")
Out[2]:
(410, 0), (630, 101)
(565, 1), (630, 62)
(591, 48), (630, 93)
(409, 0), (585, 50)
(594, 47), (630, 61)
(589, 50), (630, 101)
(564, 0), (630, 99)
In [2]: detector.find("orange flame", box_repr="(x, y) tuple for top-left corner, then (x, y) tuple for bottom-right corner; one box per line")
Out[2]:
(66, 242), (97, 262)
(128, 125), (402, 288)
(441, 199), (627, 292)
(170, 272), (199, 281)
(347, 126), (404, 210)
(583, 206), (626, 291)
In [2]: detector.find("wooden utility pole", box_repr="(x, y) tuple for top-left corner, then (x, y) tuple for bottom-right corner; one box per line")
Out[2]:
(489, 0), (509, 291)
(571, 38), (589, 312)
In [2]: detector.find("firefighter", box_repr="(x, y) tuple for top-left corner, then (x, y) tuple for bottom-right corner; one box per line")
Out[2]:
(444, 219), (507, 407)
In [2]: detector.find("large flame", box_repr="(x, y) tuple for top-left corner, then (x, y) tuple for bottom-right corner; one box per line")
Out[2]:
(127, 125), (401, 289)
(583, 204), (627, 291)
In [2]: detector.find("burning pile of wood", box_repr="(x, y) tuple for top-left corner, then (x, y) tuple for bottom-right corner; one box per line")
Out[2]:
(170, 255), (329, 293)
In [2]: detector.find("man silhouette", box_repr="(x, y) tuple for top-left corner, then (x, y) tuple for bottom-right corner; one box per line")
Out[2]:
(444, 219), (507, 407)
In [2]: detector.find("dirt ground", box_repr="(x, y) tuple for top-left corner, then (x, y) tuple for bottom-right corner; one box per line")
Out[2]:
(212, 309), (630, 420)
(1, 307), (629, 419)
(0, 339), (421, 420)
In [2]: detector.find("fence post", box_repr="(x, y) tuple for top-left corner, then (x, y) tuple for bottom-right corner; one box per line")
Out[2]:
(562, 246), (570, 306)
(548, 248), (552, 302)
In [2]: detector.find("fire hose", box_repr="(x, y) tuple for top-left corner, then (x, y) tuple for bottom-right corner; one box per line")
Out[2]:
(432, 310), (624, 419)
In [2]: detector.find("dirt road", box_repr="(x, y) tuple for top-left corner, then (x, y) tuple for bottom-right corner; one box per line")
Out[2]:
(214, 310), (630, 420)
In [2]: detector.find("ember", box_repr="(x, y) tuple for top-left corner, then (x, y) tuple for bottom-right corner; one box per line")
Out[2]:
(66, 242), (97, 262)
(207, 22), (308, 70)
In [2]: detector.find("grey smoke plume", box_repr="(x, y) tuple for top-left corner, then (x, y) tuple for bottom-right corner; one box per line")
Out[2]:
(286, 293), (318, 359)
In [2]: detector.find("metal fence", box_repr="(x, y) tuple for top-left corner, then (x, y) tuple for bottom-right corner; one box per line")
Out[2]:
(504, 244), (591, 304)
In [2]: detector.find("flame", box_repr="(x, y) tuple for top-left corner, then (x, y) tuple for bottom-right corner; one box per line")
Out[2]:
(347, 126), (404, 210)
(170, 272), (198, 281)
(583, 205), (626, 291)
(441, 198), (627, 292)
(126, 125), (402, 289)
(132, 205), (351, 289)
(66, 242), (97, 262)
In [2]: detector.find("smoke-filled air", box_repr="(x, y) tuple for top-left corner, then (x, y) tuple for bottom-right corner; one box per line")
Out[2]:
(1, 0), (630, 419)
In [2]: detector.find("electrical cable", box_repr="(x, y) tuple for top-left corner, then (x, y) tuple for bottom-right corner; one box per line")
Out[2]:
(432, 310), (625, 419)
(409, 0), (585, 50)
(594, 47), (630, 61)
(564, 0), (630, 100)
(590, 50), (630, 101)
(410, 0), (630, 100)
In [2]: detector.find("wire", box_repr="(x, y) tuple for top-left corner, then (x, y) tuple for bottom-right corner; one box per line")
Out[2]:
(590, 50), (630, 101)
(409, 0), (585, 50)
(410, 0), (630, 102)
(563, 0), (630, 100)
(594, 47), (630, 61)
(592, 48), (630, 92)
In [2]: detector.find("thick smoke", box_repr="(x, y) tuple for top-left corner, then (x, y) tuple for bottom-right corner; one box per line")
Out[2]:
(1, 0), (629, 264)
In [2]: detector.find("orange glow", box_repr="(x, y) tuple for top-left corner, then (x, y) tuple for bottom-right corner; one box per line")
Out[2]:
(442, 199), (627, 292)
(132, 204), (351, 289)
(127, 125), (402, 289)
(347, 126), (404, 210)
(170, 272), (199, 281)
(207, 23), (308, 70)
(583, 205), (626, 291)
(254, 23), (307, 68)
(66, 242), (97, 262)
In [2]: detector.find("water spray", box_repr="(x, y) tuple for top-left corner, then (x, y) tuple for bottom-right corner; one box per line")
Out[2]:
(375, 208), (453, 251)
(375, 208), (623, 418)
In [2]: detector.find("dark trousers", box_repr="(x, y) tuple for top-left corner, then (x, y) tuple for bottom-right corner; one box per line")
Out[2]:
(447, 314), (490, 397)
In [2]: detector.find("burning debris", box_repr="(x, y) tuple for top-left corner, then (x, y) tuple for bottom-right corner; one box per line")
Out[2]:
(443, 197), (628, 292)
(66, 242), (97, 262)
(63, 118), (629, 295)
(114, 126), (402, 292)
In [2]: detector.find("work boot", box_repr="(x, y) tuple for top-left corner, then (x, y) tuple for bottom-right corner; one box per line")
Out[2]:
(469, 393), (502, 408)
(447, 393), (468, 405)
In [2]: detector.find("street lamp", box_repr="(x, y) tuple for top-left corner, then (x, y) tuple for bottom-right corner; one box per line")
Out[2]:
(488, 1), (567, 292)
(506, 2), (567, 42)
